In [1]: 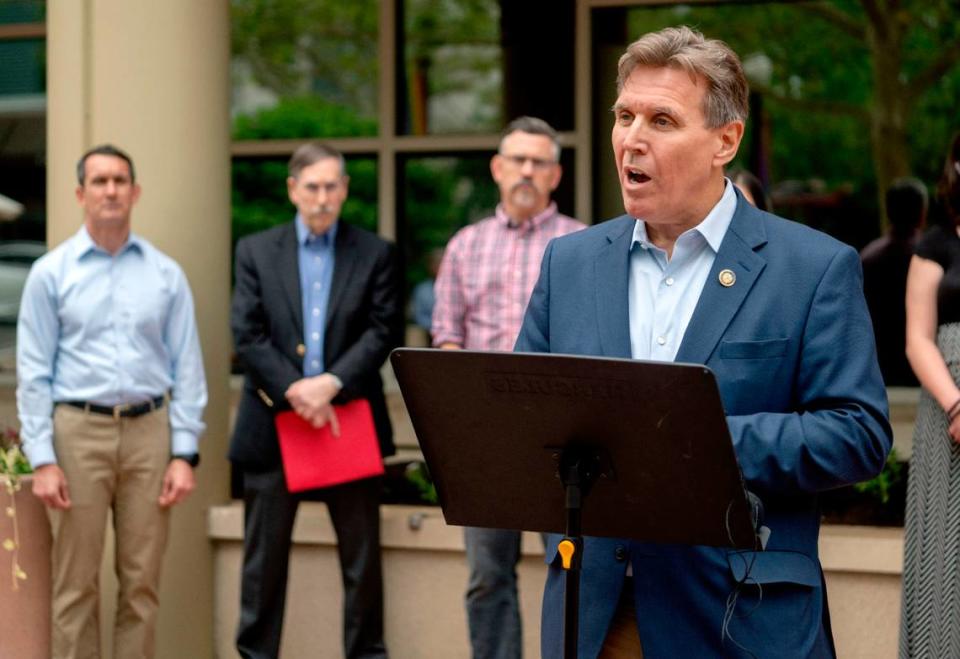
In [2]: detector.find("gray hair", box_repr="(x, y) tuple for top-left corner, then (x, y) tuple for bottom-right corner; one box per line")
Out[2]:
(499, 116), (561, 162)
(288, 142), (346, 179)
(616, 26), (748, 128)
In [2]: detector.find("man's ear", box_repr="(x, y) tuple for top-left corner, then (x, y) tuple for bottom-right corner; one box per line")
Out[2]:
(548, 164), (563, 192)
(490, 154), (503, 185)
(286, 176), (298, 205)
(714, 120), (745, 167)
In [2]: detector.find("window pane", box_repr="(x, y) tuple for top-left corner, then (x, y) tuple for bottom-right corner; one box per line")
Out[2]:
(0, 39), (44, 95)
(399, 0), (575, 135)
(401, 0), (503, 135)
(0, 1), (44, 24)
(400, 155), (498, 289)
(230, 0), (378, 138)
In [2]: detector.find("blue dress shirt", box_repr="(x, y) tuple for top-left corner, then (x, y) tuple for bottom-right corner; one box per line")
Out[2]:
(628, 180), (737, 361)
(16, 227), (207, 467)
(296, 216), (337, 376)
(411, 278), (435, 331)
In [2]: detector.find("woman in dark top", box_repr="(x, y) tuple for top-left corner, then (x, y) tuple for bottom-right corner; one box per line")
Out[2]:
(900, 131), (960, 657)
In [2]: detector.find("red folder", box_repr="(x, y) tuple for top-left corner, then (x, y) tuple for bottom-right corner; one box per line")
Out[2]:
(274, 399), (384, 492)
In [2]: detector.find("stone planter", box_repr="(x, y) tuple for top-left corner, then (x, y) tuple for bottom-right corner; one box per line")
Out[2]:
(0, 475), (51, 659)
(208, 503), (904, 658)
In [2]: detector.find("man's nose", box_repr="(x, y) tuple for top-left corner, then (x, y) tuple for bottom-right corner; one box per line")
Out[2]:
(621, 121), (649, 153)
(519, 158), (536, 176)
(105, 180), (118, 195)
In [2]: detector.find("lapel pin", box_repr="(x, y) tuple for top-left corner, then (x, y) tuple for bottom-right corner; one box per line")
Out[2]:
(296, 343), (306, 357)
(718, 269), (736, 287)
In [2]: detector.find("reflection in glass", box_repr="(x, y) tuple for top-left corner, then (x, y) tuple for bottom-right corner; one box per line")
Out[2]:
(231, 0), (378, 138)
(0, 31), (45, 242)
(399, 155), (498, 294)
(0, 1), (44, 25)
(232, 156), (378, 251)
(0, 39), (44, 95)
(400, 1), (575, 135)
(401, 0), (503, 135)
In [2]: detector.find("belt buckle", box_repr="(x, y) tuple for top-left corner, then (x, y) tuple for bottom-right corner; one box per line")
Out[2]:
(113, 403), (132, 421)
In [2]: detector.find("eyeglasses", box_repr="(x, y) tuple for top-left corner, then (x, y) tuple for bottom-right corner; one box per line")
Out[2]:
(499, 153), (557, 171)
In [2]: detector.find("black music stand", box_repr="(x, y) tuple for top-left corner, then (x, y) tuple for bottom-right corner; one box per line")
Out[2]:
(389, 349), (759, 658)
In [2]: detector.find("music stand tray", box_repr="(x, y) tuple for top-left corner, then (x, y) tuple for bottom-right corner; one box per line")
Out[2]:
(390, 348), (756, 548)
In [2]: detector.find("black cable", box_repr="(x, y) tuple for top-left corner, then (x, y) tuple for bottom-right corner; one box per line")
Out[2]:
(721, 500), (761, 659)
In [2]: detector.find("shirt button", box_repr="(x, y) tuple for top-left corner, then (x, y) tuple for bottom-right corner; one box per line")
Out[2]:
(614, 545), (627, 562)
(657, 336), (666, 346)
(665, 277), (674, 286)
(313, 282), (321, 289)
(312, 308), (320, 317)
(311, 332), (320, 341)
(311, 360), (319, 368)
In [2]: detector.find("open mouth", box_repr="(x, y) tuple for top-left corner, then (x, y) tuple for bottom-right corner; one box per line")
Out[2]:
(625, 168), (650, 184)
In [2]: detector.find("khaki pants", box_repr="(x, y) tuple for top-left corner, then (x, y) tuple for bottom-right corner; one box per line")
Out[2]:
(48, 404), (171, 659)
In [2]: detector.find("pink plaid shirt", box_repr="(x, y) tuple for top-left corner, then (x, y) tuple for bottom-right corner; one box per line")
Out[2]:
(431, 202), (585, 350)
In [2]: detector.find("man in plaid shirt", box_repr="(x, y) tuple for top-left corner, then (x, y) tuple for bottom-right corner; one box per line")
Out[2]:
(431, 116), (584, 659)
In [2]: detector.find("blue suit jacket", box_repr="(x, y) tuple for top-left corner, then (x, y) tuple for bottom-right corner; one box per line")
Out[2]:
(515, 197), (892, 659)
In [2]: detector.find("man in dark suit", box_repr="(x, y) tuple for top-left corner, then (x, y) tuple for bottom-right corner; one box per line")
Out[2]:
(230, 142), (402, 659)
(515, 27), (892, 658)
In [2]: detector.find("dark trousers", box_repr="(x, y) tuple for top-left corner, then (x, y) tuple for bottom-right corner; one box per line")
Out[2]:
(235, 468), (387, 659)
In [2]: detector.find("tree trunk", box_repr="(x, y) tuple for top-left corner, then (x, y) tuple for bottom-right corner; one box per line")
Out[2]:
(866, 5), (912, 229)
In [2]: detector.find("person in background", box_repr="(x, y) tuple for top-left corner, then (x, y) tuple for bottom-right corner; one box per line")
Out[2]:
(16, 144), (207, 659)
(230, 142), (403, 659)
(861, 177), (928, 386)
(730, 168), (772, 212)
(515, 26), (890, 657)
(900, 132), (960, 658)
(410, 247), (444, 342)
(432, 115), (584, 659)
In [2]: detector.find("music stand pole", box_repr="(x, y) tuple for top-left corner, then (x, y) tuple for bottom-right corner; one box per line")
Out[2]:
(557, 447), (603, 659)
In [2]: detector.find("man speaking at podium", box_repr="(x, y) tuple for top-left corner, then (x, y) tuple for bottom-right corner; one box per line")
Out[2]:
(515, 27), (892, 658)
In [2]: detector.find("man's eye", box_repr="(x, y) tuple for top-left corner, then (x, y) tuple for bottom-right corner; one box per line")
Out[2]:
(617, 112), (632, 124)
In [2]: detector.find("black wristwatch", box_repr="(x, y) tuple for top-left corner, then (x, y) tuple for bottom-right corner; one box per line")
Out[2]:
(171, 453), (200, 468)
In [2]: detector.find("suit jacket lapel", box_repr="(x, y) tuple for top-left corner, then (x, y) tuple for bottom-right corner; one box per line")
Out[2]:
(675, 202), (768, 365)
(326, 222), (357, 328)
(277, 222), (304, 334)
(596, 217), (634, 358)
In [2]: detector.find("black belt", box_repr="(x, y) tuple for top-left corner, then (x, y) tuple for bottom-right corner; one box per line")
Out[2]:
(62, 396), (165, 419)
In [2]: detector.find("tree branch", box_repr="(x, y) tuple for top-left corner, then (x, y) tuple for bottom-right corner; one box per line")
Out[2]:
(795, 1), (866, 42)
(908, 37), (960, 99)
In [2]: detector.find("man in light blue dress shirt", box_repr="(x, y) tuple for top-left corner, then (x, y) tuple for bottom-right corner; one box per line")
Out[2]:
(16, 144), (207, 659)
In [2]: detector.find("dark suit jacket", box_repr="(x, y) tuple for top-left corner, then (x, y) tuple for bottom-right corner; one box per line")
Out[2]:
(516, 193), (892, 658)
(229, 220), (403, 469)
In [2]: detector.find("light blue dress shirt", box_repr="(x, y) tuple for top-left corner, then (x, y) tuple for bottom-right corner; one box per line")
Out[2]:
(16, 226), (207, 467)
(296, 216), (337, 376)
(628, 180), (737, 362)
